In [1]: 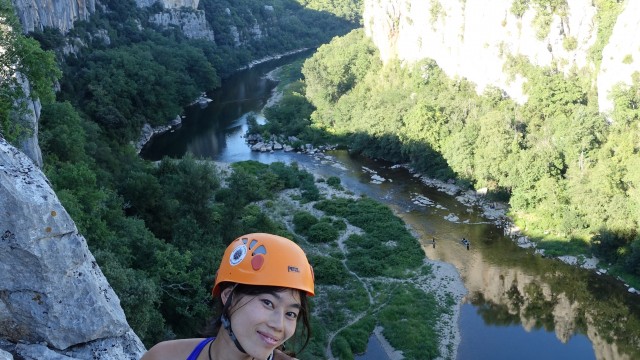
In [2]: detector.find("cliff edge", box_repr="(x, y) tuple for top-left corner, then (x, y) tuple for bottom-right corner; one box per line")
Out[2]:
(0, 138), (145, 360)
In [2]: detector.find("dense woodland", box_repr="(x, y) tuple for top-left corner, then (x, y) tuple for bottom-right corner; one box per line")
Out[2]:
(2, 0), (640, 357)
(1, 0), (364, 350)
(265, 17), (640, 282)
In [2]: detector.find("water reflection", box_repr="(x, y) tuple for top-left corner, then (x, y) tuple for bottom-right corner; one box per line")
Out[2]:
(354, 335), (391, 360)
(458, 303), (595, 360)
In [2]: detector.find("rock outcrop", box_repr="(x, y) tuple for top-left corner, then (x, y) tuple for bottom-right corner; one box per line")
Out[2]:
(138, 0), (214, 41)
(10, 0), (95, 33)
(363, 0), (640, 115)
(13, 73), (42, 168)
(0, 139), (145, 359)
(150, 9), (214, 41)
(597, 0), (640, 115)
(136, 0), (199, 9)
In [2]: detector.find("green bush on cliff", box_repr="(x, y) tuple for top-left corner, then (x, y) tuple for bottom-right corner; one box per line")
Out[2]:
(0, 0), (60, 143)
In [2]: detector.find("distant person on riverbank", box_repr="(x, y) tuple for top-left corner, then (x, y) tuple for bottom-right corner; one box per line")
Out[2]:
(432, 237), (436, 248)
(141, 233), (315, 360)
(462, 238), (470, 250)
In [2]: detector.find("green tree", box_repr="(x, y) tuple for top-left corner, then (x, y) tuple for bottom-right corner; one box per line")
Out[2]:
(0, 0), (60, 142)
(39, 102), (88, 163)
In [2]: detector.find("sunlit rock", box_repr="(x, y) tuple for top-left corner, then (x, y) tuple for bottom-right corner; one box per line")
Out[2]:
(135, 0), (199, 9)
(363, 0), (639, 116)
(11, 0), (95, 33)
(149, 9), (214, 41)
(597, 1), (640, 116)
(0, 349), (12, 360)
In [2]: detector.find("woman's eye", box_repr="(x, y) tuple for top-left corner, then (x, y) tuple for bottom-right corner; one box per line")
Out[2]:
(261, 299), (273, 308)
(286, 311), (298, 319)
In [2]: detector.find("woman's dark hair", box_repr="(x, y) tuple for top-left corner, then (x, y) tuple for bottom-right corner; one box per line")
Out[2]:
(202, 283), (312, 356)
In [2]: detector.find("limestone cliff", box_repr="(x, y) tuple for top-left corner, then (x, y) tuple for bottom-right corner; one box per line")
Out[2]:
(0, 138), (145, 359)
(363, 0), (640, 115)
(136, 0), (199, 9)
(14, 73), (42, 168)
(597, 1), (640, 114)
(10, 0), (95, 33)
(138, 0), (214, 41)
(150, 8), (215, 41)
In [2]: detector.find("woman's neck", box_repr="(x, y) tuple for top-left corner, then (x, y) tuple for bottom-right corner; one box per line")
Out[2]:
(205, 329), (253, 360)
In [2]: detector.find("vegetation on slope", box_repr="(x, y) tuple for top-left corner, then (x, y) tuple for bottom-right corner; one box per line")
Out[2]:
(2, 0), (364, 347)
(251, 14), (640, 285)
(290, 27), (640, 284)
(0, 0), (60, 142)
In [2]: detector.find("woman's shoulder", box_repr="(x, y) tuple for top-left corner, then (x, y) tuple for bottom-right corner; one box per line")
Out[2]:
(140, 338), (209, 360)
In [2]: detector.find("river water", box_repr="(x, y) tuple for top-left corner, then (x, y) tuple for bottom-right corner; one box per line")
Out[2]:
(141, 53), (640, 360)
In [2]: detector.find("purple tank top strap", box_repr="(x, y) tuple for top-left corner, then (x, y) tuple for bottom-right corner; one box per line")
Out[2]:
(186, 337), (215, 360)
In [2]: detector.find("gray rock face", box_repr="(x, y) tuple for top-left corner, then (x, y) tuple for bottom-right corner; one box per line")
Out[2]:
(363, 0), (613, 110)
(364, 0), (640, 115)
(135, 0), (199, 9)
(14, 73), (42, 168)
(0, 349), (12, 360)
(10, 0), (96, 33)
(150, 9), (214, 41)
(597, 0), (640, 115)
(0, 139), (145, 358)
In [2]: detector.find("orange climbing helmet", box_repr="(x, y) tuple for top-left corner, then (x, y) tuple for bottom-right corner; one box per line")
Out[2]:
(212, 233), (315, 297)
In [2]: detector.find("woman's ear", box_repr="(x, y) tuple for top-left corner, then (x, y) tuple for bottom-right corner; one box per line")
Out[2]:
(221, 286), (233, 306)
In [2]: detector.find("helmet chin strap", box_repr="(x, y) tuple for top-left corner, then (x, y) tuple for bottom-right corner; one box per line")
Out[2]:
(222, 289), (275, 360)
(221, 293), (248, 355)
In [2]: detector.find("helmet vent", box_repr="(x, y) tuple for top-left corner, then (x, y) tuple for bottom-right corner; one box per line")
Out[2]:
(252, 245), (267, 255)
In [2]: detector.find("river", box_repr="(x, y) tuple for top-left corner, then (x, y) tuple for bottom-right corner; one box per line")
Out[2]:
(141, 53), (640, 360)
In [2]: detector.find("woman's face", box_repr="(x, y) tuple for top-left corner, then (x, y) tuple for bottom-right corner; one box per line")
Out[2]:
(225, 288), (302, 359)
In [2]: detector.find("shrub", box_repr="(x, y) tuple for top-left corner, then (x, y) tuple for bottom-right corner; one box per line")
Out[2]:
(292, 211), (318, 234)
(307, 222), (340, 243)
(327, 176), (343, 189)
(309, 255), (349, 285)
(563, 36), (578, 51)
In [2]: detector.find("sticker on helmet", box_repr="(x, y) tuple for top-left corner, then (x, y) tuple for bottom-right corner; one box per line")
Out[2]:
(229, 244), (247, 266)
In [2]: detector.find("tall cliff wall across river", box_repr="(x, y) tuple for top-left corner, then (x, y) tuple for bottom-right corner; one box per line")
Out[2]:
(10, 0), (95, 33)
(363, 0), (640, 115)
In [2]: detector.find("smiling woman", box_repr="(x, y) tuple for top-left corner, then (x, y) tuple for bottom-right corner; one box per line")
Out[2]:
(141, 233), (315, 360)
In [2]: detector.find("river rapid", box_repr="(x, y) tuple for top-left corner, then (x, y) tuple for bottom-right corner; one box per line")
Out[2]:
(141, 53), (640, 360)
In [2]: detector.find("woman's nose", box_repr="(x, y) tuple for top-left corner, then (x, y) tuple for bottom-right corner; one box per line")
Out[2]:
(268, 309), (285, 330)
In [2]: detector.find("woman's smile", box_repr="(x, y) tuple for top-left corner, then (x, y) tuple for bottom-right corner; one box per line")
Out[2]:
(257, 330), (280, 346)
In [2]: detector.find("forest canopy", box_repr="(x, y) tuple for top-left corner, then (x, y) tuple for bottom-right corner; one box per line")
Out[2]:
(299, 28), (640, 280)
(1, 0), (362, 347)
